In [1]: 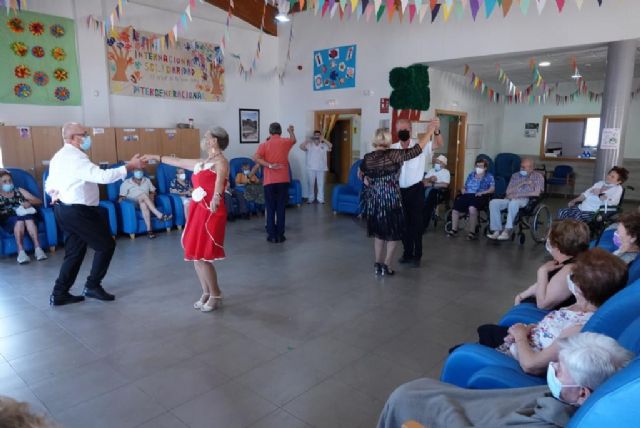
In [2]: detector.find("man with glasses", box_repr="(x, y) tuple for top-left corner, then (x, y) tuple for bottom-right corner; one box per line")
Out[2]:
(45, 122), (145, 306)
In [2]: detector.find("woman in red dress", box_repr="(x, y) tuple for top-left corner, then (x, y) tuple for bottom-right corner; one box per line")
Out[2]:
(144, 127), (229, 312)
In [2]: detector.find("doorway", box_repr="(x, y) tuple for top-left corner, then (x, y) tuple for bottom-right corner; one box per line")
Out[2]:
(313, 109), (361, 186)
(435, 109), (468, 199)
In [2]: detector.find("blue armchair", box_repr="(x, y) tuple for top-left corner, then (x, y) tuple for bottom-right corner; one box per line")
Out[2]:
(228, 157), (255, 191)
(332, 160), (363, 215)
(156, 163), (192, 230)
(288, 166), (302, 206)
(1, 168), (57, 255)
(547, 165), (574, 198)
(105, 168), (173, 239)
(441, 277), (640, 389)
(493, 176), (507, 198)
(494, 153), (521, 186)
(42, 168), (118, 240)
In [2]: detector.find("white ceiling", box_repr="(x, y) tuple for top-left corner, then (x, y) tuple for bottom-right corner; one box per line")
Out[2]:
(427, 42), (640, 87)
(128, 0), (260, 32)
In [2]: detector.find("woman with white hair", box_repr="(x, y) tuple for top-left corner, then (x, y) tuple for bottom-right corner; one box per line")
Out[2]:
(359, 120), (439, 276)
(143, 127), (229, 313)
(378, 332), (633, 428)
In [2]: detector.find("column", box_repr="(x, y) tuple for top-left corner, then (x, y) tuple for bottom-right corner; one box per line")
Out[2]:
(594, 40), (637, 181)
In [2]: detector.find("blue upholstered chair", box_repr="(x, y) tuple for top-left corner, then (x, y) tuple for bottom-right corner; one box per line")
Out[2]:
(105, 168), (173, 239)
(332, 160), (363, 215)
(0, 168), (57, 255)
(42, 168), (118, 240)
(288, 166), (303, 206)
(547, 165), (574, 198)
(493, 176), (507, 198)
(156, 163), (192, 230)
(494, 153), (521, 186)
(440, 278), (640, 389)
(228, 157), (255, 191)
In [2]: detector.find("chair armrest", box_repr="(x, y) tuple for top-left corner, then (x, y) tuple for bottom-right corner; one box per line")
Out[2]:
(467, 366), (545, 389)
(39, 207), (58, 249)
(166, 194), (186, 226)
(155, 195), (174, 227)
(118, 199), (138, 234)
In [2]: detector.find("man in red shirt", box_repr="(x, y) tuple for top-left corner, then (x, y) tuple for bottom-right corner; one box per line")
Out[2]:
(255, 122), (297, 243)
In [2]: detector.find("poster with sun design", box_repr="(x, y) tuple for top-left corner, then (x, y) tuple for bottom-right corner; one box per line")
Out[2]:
(106, 27), (224, 102)
(0, 10), (81, 105)
(313, 45), (356, 91)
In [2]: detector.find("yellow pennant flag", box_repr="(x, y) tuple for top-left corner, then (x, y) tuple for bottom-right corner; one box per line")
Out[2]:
(351, 0), (359, 13)
(443, 1), (453, 20)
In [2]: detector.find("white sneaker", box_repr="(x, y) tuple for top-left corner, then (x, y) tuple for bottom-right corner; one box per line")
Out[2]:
(497, 230), (512, 241)
(486, 231), (500, 240)
(34, 247), (47, 261)
(17, 250), (30, 264)
(306, 199), (315, 204)
(318, 200), (325, 204)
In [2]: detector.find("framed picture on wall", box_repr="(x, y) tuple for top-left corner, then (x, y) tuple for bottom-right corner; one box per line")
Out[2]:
(239, 109), (260, 144)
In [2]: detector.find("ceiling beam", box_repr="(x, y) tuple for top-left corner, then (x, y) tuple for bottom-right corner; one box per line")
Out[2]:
(203, 0), (278, 36)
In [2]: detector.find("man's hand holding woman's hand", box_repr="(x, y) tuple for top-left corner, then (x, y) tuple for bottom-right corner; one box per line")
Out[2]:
(125, 153), (147, 171)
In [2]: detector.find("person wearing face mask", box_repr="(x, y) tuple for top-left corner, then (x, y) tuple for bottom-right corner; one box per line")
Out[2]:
(119, 167), (172, 238)
(45, 122), (146, 306)
(422, 155), (450, 230)
(377, 332), (632, 428)
(234, 162), (264, 208)
(0, 170), (47, 264)
(558, 166), (629, 222)
(447, 158), (495, 240)
(611, 212), (640, 264)
(391, 119), (443, 267)
(300, 130), (332, 204)
(487, 158), (544, 241)
(169, 168), (193, 216)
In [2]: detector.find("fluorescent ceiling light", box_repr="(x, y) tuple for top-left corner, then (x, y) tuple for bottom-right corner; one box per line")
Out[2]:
(275, 13), (290, 22)
(538, 61), (551, 67)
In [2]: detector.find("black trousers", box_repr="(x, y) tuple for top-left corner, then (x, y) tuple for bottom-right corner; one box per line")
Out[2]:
(400, 182), (425, 260)
(52, 204), (115, 295)
(423, 187), (441, 230)
(264, 183), (289, 239)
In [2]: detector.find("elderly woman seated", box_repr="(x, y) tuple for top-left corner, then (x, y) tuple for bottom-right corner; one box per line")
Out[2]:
(235, 162), (264, 208)
(478, 248), (627, 376)
(378, 333), (633, 428)
(119, 168), (172, 239)
(558, 166), (628, 222)
(0, 170), (47, 264)
(611, 212), (640, 264)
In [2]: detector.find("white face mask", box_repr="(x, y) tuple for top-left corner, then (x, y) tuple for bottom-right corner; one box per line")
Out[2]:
(567, 274), (578, 296)
(545, 239), (553, 255)
(475, 167), (485, 175)
(546, 363), (582, 404)
(243, 169), (251, 175)
(177, 173), (186, 180)
(434, 164), (442, 172)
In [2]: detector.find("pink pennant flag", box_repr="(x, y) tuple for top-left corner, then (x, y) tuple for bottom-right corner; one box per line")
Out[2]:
(459, 0), (468, 10)
(408, 4), (416, 21)
(365, 2), (374, 20)
(520, 0), (530, 14)
(555, 0), (564, 11)
(535, 0), (546, 14)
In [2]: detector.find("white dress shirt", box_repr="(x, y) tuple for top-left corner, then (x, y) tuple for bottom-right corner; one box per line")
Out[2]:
(424, 167), (451, 185)
(391, 139), (432, 188)
(46, 143), (127, 206)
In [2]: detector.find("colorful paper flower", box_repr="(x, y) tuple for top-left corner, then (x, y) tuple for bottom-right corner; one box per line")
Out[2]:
(31, 46), (45, 58)
(54, 87), (70, 101)
(33, 71), (49, 86)
(14, 83), (31, 98)
(53, 68), (68, 81)
(338, 62), (346, 72)
(29, 21), (45, 36)
(14, 65), (31, 79)
(7, 17), (24, 33)
(11, 42), (28, 57)
(51, 47), (66, 61)
(50, 24), (65, 38)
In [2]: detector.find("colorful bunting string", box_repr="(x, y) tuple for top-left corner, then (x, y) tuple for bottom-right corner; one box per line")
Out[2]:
(1, 0), (27, 14)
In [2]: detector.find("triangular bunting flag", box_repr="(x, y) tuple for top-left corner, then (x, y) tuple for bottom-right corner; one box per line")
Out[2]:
(350, 0), (358, 13)
(502, 0), (512, 15)
(376, 4), (385, 21)
(443, 1), (453, 20)
(430, 0), (437, 10)
(419, 1), (429, 21)
(431, 2), (441, 21)
(365, 2), (374, 20)
(385, 0), (395, 20)
(414, 0), (423, 18)
(597, 0), (602, 5)
(535, 0), (546, 14)
(574, 0), (583, 8)
(520, 0), (530, 14)
(555, 0), (564, 11)
(455, 0), (466, 18)
(408, 3), (417, 21)
(470, 0), (480, 19)
(485, 0), (497, 17)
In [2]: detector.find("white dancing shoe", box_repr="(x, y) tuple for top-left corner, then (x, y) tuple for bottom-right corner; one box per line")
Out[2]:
(193, 294), (210, 310)
(200, 295), (223, 312)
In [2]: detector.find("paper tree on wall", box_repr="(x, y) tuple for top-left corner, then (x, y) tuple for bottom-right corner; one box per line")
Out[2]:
(389, 64), (430, 140)
(107, 29), (133, 82)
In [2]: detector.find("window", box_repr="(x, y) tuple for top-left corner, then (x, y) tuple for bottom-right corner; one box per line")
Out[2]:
(583, 117), (600, 148)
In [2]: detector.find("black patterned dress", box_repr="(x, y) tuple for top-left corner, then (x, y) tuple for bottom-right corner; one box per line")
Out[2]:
(360, 145), (423, 241)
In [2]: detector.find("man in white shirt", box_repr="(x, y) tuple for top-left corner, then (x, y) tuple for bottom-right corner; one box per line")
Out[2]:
(45, 122), (145, 306)
(423, 154), (451, 230)
(300, 130), (332, 204)
(391, 118), (442, 267)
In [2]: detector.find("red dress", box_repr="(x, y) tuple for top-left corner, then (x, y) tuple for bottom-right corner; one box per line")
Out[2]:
(181, 164), (227, 261)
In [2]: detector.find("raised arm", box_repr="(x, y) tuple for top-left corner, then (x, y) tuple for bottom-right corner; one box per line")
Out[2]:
(322, 138), (333, 150)
(300, 139), (309, 151)
(417, 118), (440, 151)
(287, 125), (297, 145)
(142, 154), (200, 172)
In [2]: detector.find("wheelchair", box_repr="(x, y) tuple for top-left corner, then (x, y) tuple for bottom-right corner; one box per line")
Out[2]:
(589, 185), (634, 244)
(424, 187), (451, 231)
(443, 194), (490, 237)
(504, 196), (552, 245)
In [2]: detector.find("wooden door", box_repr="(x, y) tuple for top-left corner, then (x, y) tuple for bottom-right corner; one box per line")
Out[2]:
(31, 126), (64, 186)
(89, 127), (118, 167)
(329, 120), (352, 184)
(177, 128), (201, 159)
(446, 119), (460, 194)
(115, 128), (142, 163)
(0, 126), (36, 174)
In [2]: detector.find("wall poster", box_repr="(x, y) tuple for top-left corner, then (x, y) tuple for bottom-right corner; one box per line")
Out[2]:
(313, 45), (356, 91)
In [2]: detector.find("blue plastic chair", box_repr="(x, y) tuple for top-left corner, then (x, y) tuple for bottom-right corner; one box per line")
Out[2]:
(0, 168), (57, 255)
(441, 277), (640, 389)
(332, 160), (363, 215)
(475, 154), (495, 175)
(105, 167), (173, 239)
(288, 166), (303, 206)
(493, 176), (507, 198)
(156, 163), (192, 230)
(547, 165), (574, 198)
(494, 153), (521, 186)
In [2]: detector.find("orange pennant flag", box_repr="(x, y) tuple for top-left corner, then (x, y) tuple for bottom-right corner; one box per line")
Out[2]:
(502, 0), (513, 15)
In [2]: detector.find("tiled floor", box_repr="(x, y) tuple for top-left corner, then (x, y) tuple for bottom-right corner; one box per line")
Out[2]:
(1, 200), (565, 427)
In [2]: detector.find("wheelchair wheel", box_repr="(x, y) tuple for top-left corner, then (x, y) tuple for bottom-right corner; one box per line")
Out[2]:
(518, 233), (526, 245)
(531, 204), (552, 243)
(444, 208), (454, 233)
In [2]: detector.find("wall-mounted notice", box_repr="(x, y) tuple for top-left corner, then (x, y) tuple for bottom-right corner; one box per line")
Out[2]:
(601, 128), (621, 150)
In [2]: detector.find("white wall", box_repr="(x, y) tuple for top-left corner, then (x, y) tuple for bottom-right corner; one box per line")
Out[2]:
(0, 0), (280, 161)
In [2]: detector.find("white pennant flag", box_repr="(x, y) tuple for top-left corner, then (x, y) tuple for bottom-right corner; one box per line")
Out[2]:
(574, 0), (584, 9)
(418, 1), (429, 22)
(185, 5), (192, 21)
(414, 0), (423, 17)
(535, 0), (546, 14)
(400, 0), (409, 14)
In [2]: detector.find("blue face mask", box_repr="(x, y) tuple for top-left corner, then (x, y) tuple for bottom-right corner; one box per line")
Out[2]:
(2, 183), (14, 193)
(434, 164), (442, 172)
(133, 171), (144, 179)
(80, 135), (92, 151)
(546, 363), (582, 403)
(520, 170), (528, 177)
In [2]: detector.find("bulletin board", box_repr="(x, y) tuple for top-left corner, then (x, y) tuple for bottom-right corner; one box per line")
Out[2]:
(313, 45), (356, 91)
(466, 124), (484, 150)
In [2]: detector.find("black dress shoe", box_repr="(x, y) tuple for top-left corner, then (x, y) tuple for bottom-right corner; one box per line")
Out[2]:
(83, 286), (115, 301)
(278, 235), (286, 243)
(50, 293), (85, 306)
(398, 256), (414, 264)
(410, 259), (421, 268)
(267, 236), (278, 243)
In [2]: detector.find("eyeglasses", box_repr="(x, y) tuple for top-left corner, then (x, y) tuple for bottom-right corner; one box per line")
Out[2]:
(71, 132), (88, 138)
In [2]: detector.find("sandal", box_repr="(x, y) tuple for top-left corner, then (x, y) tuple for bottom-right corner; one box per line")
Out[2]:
(466, 232), (477, 241)
(374, 262), (383, 276)
(381, 264), (395, 276)
(148, 232), (156, 239)
(446, 229), (458, 237)
(161, 214), (173, 222)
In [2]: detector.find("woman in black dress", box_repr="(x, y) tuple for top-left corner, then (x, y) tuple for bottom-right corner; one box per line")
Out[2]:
(360, 120), (439, 276)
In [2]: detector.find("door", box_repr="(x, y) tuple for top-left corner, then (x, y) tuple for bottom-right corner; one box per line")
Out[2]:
(0, 126), (36, 174)
(31, 126), (64, 186)
(329, 119), (352, 184)
(445, 118), (463, 195)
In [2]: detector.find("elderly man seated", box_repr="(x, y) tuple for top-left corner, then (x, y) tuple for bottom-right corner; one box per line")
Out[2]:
(378, 332), (633, 428)
(119, 168), (172, 238)
(422, 154), (450, 230)
(487, 158), (544, 241)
